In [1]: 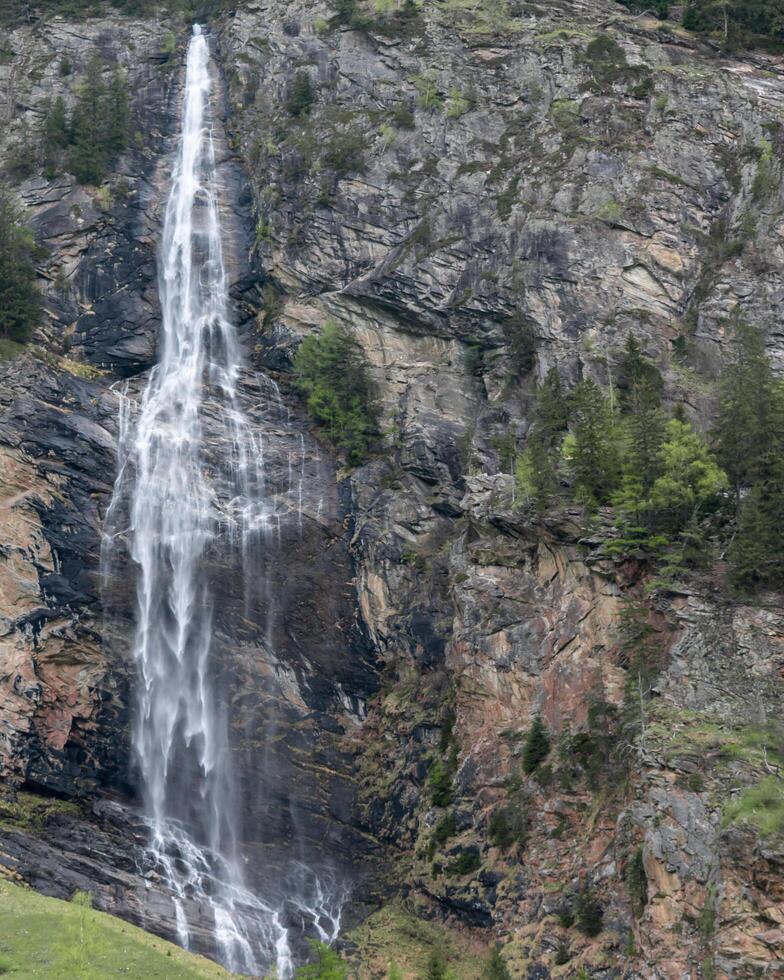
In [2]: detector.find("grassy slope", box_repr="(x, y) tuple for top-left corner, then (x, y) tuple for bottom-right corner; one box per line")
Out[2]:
(345, 902), (490, 979)
(0, 879), (236, 979)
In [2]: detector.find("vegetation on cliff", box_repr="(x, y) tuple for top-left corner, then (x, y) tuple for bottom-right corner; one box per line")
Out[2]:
(0, 182), (40, 344)
(293, 320), (380, 466)
(515, 321), (784, 592)
(39, 54), (130, 185)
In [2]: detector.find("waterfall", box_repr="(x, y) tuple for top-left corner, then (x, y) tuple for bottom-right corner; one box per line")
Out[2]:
(102, 26), (341, 978)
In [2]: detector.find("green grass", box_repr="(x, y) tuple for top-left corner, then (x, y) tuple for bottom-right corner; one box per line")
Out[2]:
(0, 339), (24, 362)
(0, 791), (82, 833)
(345, 901), (488, 979)
(722, 777), (784, 839)
(0, 879), (234, 978)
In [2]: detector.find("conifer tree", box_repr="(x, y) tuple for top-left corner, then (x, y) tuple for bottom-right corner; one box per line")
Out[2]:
(286, 70), (314, 117)
(575, 882), (603, 936)
(293, 321), (380, 465)
(423, 950), (448, 980)
(567, 378), (621, 507)
(484, 945), (512, 980)
(42, 95), (70, 176)
(618, 333), (663, 414)
(715, 317), (779, 497)
(0, 183), (40, 342)
(516, 367), (569, 511)
(535, 366), (569, 446)
(625, 378), (666, 495)
(522, 715), (550, 774)
(729, 446), (784, 590)
(68, 53), (107, 184)
(105, 69), (130, 156)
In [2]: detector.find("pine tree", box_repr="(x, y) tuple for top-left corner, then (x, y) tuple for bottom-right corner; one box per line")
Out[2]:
(68, 54), (108, 184)
(0, 183), (40, 343)
(625, 378), (666, 494)
(484, 945), (512, 980)
(65, 55), (129, 185)
(522, 715), (550, 774)
(286, 70), (314, 117)
(575, 882), (603, 936)
(515, 367), (569, 511)
(729, 447), (784, 590)
(567, 378), (622, 507)
(293, 321), (380, 465)
(423, 949), (448, 980)
(43, 95), (71, 153)
(618, 333), (662, 414)
(536, 366), (569, 446)
(105, 69), (129, 157)
(715, 317), (780, 497)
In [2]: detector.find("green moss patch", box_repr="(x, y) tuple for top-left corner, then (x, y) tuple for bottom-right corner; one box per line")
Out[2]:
(0, 792), (82, 833)
(722, 777), (784, 839)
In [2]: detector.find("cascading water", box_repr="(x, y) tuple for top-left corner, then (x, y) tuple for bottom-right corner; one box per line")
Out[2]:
(102, 26), (342, 978)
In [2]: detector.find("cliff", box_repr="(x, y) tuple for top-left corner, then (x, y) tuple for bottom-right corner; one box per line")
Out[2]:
(0, 1), (783, 977)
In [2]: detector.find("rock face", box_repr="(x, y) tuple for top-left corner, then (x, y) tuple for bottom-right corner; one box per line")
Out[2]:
(216, 0), (784, 975)
(0, 8), (380, 959)
(0, 0), (783, 977)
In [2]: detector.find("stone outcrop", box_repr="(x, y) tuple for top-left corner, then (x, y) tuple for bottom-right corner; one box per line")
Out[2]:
(217, 0), (784, 975)
(0, 8), (380, 958)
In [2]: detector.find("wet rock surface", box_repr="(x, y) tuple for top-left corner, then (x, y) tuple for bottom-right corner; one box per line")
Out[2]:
(0, 1), (783, 977)
(0, 9), (380, 960)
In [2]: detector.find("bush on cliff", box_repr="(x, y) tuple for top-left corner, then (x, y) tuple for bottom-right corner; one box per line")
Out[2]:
(67, 55), (130, 184)
(0, 183), (40, 343)
(716, 318), (784, 590)
(484, 945), (512, 980)
(295, 940), (348, 979)
(293, 320), (380, 466)
(522, 715), (550, 774)
(287, 70), (314, 117)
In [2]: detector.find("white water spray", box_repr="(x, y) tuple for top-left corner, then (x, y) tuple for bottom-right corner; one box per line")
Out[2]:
(103, 26), (340, 977)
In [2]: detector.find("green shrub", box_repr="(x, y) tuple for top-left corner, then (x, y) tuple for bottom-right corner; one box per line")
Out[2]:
(411, 73), (443, 111)
(625, 847), (648, 918)
(445, 847), (480, 877)
(697, 886), (717, 938)
(428, 812), (456, 857)
(722, 776), (784, 838)
(522, 715), (550, 774)
(293, 321), (380, 465)
(286, 70), (314, 117)
(556, 905), (574, 929)
(3, 137), (36, 180)
(584, 34), (631, 88)
(0, 184), (40, 343)
(424, 949), (448, 980)
(483, 945), (511, 979)
(295, 939), (348, 979)
(390, 102), (415, 129)
(428, 759), (454, 808)
(321, 128), (368, 176)
(488, 803), (527, 851)
(575, 882), (603, 936)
